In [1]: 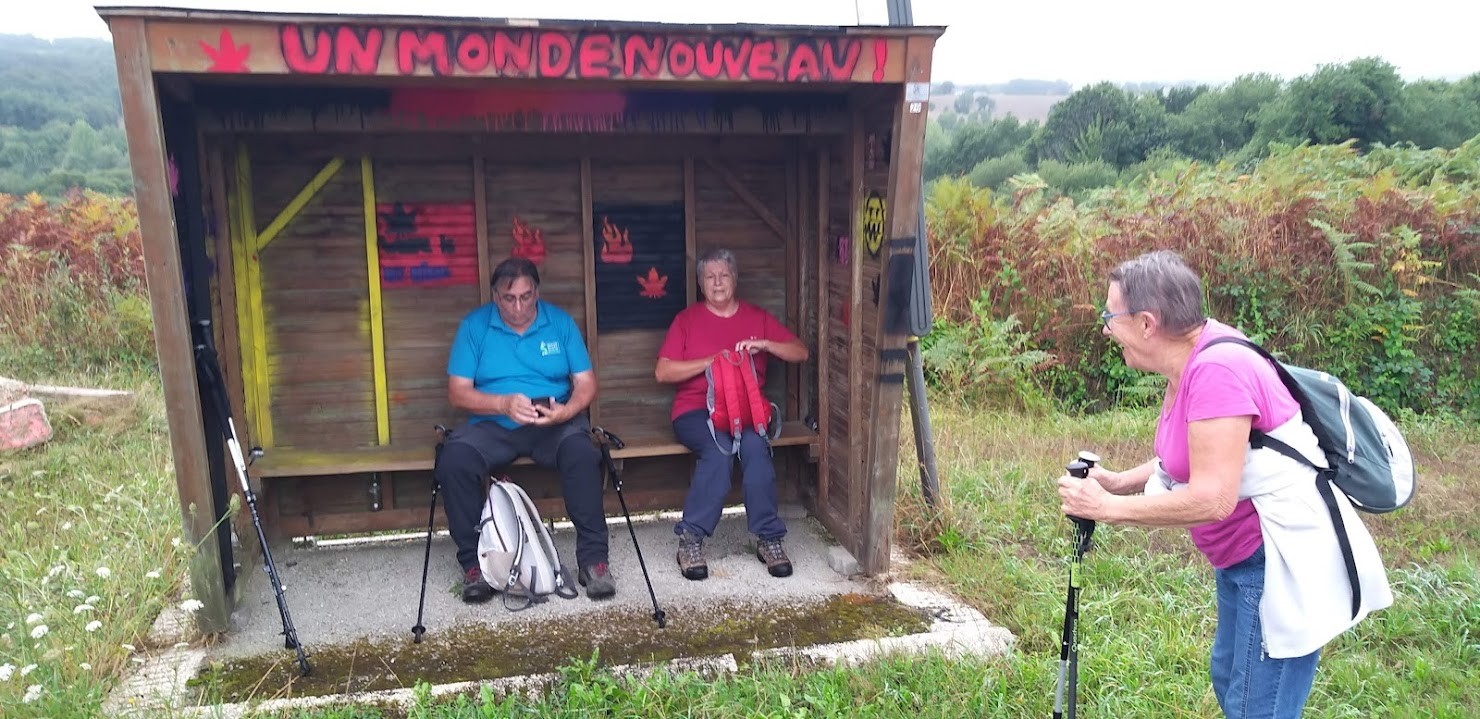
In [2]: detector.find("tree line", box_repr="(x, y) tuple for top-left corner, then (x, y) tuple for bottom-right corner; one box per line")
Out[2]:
(0, 34), (131, 196)
(926, 58), (1480, 198)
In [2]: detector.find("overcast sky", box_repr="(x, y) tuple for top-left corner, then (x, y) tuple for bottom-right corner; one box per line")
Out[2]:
(9, 0), (1478, 87)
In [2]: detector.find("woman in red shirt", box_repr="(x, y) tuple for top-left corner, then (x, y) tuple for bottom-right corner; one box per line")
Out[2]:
(655, 249), (809, 580)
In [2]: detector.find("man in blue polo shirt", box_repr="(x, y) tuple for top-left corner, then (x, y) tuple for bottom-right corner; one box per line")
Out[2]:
(435, 257), (614, 603)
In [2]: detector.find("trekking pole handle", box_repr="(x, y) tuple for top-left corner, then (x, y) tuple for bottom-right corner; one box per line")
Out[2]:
(592, 426), (625, 450)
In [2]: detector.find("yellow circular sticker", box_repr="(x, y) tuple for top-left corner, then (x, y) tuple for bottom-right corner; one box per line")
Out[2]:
(860, 191), (886, 257)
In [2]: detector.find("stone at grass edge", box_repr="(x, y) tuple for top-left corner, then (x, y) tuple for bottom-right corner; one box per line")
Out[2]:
(0, 398), (52, 451)
(827, 546), (861, 576)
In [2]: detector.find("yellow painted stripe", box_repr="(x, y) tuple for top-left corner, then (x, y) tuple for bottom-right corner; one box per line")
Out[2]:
(236, 144), (273, 448)
(361, 156), (390, 445)
(254, 157), (345, 252)
(227, 154), (255, 442)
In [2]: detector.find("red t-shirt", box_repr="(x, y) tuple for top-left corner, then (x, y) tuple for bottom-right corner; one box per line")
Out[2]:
(657, 301), (799, 421)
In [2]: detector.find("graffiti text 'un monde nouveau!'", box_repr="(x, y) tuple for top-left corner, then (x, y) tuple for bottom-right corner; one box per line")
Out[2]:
(279, 26), (883, 82)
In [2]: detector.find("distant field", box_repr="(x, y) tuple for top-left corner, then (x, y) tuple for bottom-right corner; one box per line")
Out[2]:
(928, 93), (1064, 123)
(987, 93), (1062, 122)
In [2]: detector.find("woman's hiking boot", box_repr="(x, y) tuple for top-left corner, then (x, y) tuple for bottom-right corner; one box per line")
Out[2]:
(677, 530), (708, 580)
(756, 537), (793, 577)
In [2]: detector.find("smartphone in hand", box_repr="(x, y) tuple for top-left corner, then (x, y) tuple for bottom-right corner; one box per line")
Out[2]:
(532, 396), (554, 408)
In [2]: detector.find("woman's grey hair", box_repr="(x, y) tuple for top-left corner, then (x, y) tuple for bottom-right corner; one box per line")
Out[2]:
(696, 248), (738, 282)
(1108, 250), (1205, 335)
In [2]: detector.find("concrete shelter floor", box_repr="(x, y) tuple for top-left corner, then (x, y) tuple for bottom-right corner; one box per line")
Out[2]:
(215, 506), (862, 660)
(105, 506), (1016, 716)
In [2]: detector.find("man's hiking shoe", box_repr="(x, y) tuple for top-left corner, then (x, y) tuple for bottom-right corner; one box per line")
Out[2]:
(461, 566), (494, 603)
(677, 531), (708, 580)
(756, 538), (793, 578)
(578, 563), (617, 600)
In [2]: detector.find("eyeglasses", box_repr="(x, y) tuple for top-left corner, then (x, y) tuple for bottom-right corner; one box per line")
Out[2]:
(1099, 309), (1137, 328)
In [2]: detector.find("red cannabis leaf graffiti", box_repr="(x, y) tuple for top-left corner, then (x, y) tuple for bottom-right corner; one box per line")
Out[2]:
(637, 267), (669, 299)
(200, 28), (252, 73)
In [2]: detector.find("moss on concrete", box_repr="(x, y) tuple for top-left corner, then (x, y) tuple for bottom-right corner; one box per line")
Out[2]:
(190, 593), (929, 703)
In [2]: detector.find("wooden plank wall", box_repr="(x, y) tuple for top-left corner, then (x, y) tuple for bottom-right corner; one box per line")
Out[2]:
(693, 158), (793, 416)
(375, 161), (480, 443)
(590, 160), (684, 445)
(822, 133), (857, 545)
(233, 133), (812, 534)
(251, 153), (377, 449)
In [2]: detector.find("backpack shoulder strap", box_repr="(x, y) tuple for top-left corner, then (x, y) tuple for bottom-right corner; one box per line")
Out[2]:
(504, 481), (578, 600)
(706, 351), (743, 456)
(739, 351), (779, 443)
(1203, 337), (1361, 618)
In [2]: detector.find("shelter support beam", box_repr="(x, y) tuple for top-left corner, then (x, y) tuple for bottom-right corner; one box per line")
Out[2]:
(109, 16), (231, 631)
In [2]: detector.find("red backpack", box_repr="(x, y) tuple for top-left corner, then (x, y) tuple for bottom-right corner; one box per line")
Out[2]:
(705, 349), (781, 455)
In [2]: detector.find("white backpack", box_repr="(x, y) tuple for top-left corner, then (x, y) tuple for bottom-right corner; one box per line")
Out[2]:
(477, 478), (578, 609)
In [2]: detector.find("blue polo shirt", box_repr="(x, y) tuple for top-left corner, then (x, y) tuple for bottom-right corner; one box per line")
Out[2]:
(447, 300), (592, 429)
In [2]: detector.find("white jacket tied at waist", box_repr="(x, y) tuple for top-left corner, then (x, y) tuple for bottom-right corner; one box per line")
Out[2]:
(1146, 414), (1393, 658)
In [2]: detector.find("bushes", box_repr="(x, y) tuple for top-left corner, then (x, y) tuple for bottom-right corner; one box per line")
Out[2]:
(0, 190), (152, 375)
(925, 140), (1480, 417)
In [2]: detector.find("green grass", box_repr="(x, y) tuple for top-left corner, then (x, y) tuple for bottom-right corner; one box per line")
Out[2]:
(1, 378), (1475, 718)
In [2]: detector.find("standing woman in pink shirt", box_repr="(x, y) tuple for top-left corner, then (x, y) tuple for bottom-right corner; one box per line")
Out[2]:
(655, 249), (810, 582)
(1057, 251), (1390, 718)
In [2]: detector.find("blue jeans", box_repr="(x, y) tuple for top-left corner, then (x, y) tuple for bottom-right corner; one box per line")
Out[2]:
(671, 409), (786, 540)
(1210, 545), (1320, 718)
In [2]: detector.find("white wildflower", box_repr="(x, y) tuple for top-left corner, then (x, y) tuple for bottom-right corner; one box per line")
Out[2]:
(66, 590), (85, 599)
(0, 663), (13, 681)
(47, 565), (66, 578)
(171, 537), (182, 548)
(23, 684), (43, 703)
(62, 521), (73, 530)
(130, 657), (145, 664)
(73, 604), (93, 614)
(95, 567), (111, 579)
(179, 599), (205, 613)
(25, 613), (43, 626)
(145, 569), (161, 579)
(79, 662), (91, 671)
(86, 595), (100, 604)
(121, 643), (135, 652)
(85, 620), (102, 632)
(30, 625), (48, 639)
(21, 663), (37, 676)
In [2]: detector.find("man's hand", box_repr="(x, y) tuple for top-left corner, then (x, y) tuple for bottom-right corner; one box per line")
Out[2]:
(503, 394), (542, 426)
(529, 398), (569, 426)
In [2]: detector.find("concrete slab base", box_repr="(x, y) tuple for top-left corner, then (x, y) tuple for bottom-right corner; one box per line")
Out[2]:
(104, 510), (1015, 717)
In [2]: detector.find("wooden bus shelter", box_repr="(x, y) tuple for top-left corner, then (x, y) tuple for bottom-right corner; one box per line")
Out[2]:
(102, 6), (940, 631)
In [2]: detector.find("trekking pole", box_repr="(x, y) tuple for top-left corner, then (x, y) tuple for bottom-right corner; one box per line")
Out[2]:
(591, 427), (667, 629)
(1054, 451), (1099, 719)
(192, 320), (312, 677)
(411, 424), (450, 644)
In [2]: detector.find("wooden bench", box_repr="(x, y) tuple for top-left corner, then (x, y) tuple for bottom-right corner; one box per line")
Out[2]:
(248, 420), (819, 478)
(249, 420), (820, 538)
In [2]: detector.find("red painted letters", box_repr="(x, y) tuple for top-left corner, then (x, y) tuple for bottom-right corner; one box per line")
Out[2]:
(270, 25), (884, 82)
(397, 30), (450, 75)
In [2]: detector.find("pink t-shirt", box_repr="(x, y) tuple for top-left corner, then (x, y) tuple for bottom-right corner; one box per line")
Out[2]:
(1153, 319), (1300, 568)
(658, 301), (799, 421)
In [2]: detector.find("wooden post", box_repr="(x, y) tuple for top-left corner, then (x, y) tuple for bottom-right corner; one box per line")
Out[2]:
(683, 156), (697, 306)
(814, 147), (831, 504)
(580, 158), (600, 427)
(109, 16), (230, 631)
(474, 154), (491, 305)
(861, 36), (935, 575)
